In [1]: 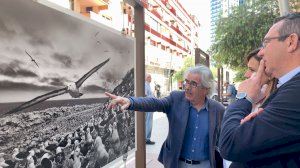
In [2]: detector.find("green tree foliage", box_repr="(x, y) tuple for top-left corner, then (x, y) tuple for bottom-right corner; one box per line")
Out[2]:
(173, 56), (195, 82)
(234, 69), (247, 82)
(290, 1), (300, 11)
(210, 66), (218, 80)
(210, 0), (280, 70)
(210, 0), (298, 81)
(172, 56), (218, 83)
(173, 56), (219, 83)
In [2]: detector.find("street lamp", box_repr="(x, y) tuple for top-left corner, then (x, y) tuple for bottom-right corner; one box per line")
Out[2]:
(277, 0), (290, 16)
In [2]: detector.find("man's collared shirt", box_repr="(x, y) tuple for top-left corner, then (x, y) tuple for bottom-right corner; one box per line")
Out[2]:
(180, 99), (209, 161)
(277, 66), (300, 88)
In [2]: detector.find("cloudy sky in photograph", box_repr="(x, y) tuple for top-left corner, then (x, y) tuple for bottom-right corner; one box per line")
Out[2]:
(0, 0), (134, 102)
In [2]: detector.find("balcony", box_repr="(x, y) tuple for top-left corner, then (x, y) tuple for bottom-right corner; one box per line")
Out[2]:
(170, 25), (182, 36)
(151, 9), (163, 20)
(77, 0), (108, 6)
(74, 0), (108, 15)
(145, 45), (173, 69)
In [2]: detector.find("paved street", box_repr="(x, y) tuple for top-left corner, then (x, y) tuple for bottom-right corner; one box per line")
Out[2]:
(117, 112), (168, 168)
(145, 112), (168, 167)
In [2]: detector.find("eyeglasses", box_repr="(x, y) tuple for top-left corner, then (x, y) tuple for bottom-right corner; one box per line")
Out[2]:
(261, 35), (290, 48)
(183, 79), (201, 88)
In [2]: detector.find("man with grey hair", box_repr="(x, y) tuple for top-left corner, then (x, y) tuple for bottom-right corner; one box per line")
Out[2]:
(106, 65), (225, 168)
(219, 12), (300, 167)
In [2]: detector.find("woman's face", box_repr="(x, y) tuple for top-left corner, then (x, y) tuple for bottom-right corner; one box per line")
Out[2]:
(244, 57), (269, 84)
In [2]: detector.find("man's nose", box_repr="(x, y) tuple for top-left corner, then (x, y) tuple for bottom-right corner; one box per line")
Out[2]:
(244, 71), (251, 78)
(257, 48), (264, 57)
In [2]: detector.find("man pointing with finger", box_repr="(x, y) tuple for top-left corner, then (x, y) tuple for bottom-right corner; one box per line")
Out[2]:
(106, 65), (225, 168)
(219, 12), (300, 168)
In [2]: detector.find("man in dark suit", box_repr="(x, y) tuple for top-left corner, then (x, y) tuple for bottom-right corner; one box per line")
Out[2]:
(106, 65), (225, 168)
(219, 12), (300, 167)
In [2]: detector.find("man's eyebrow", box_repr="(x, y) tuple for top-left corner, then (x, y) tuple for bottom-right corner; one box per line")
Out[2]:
(249, 67), (256, 72)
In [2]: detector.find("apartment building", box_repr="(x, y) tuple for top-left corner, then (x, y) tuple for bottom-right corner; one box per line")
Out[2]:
(49, 0), (201, 94)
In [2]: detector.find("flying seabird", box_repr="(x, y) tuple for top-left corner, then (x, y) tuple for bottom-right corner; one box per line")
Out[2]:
(25, 50), (39, 68)
(94, 32), (102, 44)
(6, 58), (110, 114)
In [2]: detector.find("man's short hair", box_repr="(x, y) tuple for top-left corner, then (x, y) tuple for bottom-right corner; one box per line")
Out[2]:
(274, 12), (300, 40)
(184, 65), (214, 96)
(246, 48), (262, 63)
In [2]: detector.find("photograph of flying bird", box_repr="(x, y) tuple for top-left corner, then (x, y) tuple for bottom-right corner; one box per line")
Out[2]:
(25, 50), (39, 68)
(0, 1), (135, 167)
(6, 58), (110, 114)
(94, 32), (102, 45)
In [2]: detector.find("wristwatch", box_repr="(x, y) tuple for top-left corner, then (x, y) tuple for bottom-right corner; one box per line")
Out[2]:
(236, 92), (254, 104)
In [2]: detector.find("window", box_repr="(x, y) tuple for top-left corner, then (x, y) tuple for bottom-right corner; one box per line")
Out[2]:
(86, 7), (93, 12)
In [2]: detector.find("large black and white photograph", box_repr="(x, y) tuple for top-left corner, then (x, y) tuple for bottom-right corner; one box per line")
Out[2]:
(0, 0), (135, 167)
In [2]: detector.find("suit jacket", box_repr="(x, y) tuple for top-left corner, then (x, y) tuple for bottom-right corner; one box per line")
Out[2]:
(219, 73), (300, 168)
(129, 91), (225, 168)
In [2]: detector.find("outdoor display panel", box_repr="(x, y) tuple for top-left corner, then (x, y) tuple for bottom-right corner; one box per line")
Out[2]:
(0, 0), (135, 167)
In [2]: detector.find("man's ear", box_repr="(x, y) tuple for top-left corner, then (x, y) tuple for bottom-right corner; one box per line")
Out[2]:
(287, 33), (299, 53)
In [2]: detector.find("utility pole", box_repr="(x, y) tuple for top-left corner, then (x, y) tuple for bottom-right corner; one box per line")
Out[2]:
(195, 48), (201, 65)
(277, 0), (290, 16)
(124, 0), (146, 167)
(134, 3), (146, 168)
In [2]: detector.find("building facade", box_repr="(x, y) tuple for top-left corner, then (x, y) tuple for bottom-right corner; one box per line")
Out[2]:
(142, 0), (200, 93)
(48, 0), (200, 94)
(210, 0), (222, 40)
(210, 0), (245, 40)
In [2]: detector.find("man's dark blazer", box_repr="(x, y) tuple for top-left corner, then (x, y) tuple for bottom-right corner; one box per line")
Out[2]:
(219, 73), (300, 167)
(128, 91), (225, 168)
